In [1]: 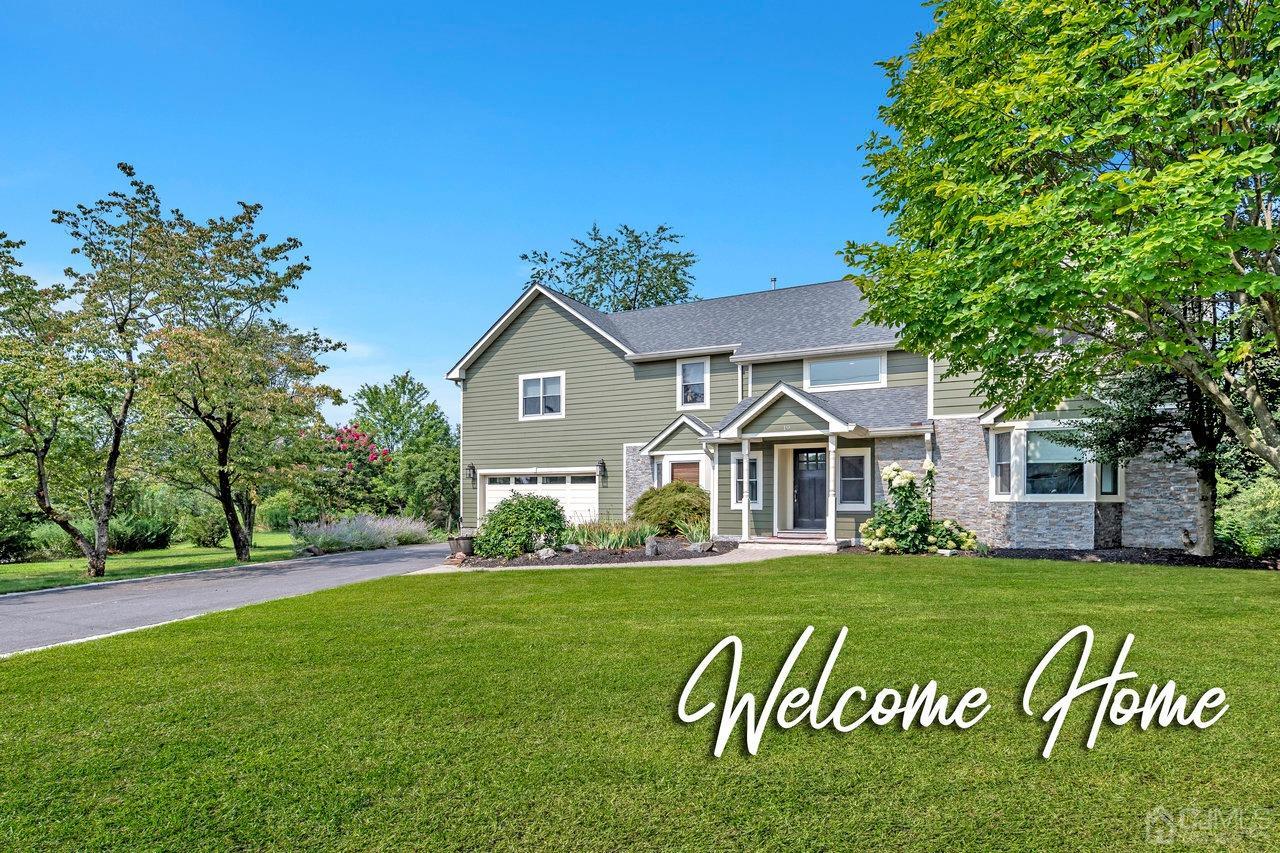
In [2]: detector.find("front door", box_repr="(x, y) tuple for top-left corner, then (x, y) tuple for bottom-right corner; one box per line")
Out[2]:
(793, 450), (826, 530)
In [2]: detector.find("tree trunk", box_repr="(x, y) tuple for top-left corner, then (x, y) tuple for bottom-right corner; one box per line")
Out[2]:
(1189, 459), (1216, 557)
(33, 447), (106, 577)
(213, 432), (253, 563)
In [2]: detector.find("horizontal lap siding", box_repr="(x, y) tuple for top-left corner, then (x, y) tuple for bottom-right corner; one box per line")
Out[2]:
(746, 398), (830, 433)
(750, 360), (803, 389)
(932, 357), (986, 416)
(886, 351), (926, 386)
(460, 295), (737, 525)
(652, 424), (705, 453)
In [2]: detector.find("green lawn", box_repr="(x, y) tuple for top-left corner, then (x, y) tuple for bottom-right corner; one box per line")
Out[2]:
(0, 556), (1277, 849)
(0, 531), (296, 595)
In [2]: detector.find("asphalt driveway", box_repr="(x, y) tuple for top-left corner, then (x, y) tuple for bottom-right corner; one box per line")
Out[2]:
(0, 543), (451, 657)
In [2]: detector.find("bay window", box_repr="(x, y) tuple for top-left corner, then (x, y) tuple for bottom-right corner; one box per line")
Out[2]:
(1025, 431), (1085, 495)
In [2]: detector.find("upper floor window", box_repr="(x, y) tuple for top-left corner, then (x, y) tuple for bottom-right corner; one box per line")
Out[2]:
(803, 353), (886, 391)
(1025, 430), (1084, 495)
(518, 371), (564, 421)
(676, 357), (711, 411)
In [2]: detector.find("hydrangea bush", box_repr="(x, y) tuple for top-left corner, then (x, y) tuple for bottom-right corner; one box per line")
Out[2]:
(859, 461), (979, 554)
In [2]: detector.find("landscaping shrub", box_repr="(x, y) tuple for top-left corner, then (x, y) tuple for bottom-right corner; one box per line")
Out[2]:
(25, 522), (84, 560)
(473, 494), (567, 559)
(564, 520), (660, 550)
(181, 508), (230, 549)
(859, 462), (978, 554)
(1217, 476), (1280, 557)
(0, 508), (34, 563)
(108, 514), (177, 552)
(292, 514), (441, 554)
(674, 518), (711, 544)
(259, 488), (321, 532)
(631, 481), (710, 536)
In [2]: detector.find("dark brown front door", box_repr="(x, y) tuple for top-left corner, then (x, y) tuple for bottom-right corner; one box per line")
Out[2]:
(670, 462), (700, 485)
(793, 450), (826, 529)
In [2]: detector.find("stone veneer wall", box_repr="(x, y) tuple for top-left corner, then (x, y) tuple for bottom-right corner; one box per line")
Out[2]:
(622, 443), (651, 518)
(1121, 451), (1200, 549)
(872, 436), (928, 502)
(930, 417), (1200, 550)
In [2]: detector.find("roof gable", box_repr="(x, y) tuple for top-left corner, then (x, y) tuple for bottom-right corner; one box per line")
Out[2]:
(447, 285), (634, 380)
(716, 382), (851, 438)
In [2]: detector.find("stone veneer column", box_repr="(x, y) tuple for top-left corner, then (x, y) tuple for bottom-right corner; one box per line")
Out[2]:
(623, 444), (651, 518)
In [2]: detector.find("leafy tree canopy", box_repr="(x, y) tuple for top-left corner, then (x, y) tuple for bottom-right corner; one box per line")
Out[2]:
(845, 0), (1280, 473)
(352, 371), (450, 451)
(521, 223), (697, 312)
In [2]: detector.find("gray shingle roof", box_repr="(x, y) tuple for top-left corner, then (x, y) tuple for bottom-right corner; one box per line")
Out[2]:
(556, 280), (897, 357)
(714, 383), (928, 432)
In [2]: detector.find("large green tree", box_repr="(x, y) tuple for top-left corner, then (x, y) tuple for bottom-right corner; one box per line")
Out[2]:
(0, 166), (172, 577)
(521, 223), (697, 311)
(352, 371), (450, 451)
(845, 1), (1280, 473)
(145, 201), (340, 561)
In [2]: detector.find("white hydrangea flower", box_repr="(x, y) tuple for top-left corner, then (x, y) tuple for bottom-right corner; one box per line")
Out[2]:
(922, 460), (936, 473)
(891, 471), (915, 488)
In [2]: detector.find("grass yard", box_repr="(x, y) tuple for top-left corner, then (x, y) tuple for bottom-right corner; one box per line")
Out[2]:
(0, 555), (1277, 849)
(0, 531), (296, 595)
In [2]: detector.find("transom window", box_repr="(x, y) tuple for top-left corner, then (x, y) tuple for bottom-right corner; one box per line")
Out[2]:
(513, 475), (538, 485)
(730, 451), (762, 509)
(837, 449), (870, 509)
(487, 476), (511, 485)
(804, 353), (885, 391)
(540, 476), (566, 484)
(519, 371), (564, 421)
(1025, 431), (1084, 495)
(570, 475), (596, 485)
(677, 357), (710, 410)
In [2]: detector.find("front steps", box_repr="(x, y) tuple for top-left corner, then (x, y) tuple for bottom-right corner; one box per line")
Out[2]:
(734, 534), (853, 554)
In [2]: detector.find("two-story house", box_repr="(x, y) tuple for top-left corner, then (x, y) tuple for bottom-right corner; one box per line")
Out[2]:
(447, 280), (1197, 550)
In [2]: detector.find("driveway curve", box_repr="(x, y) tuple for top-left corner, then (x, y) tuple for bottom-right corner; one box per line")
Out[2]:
(0, 543), (450, 657)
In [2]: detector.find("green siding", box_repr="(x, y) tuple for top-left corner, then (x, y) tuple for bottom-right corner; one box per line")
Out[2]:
(743, 397), (830, 434)
(459, 295), (737, 525)
(716, 444), (773, 537)
(931, 357), (986, 416)
(887, 350), (926, 387)
(651, 422), (706, 453)
(749, 360), (803, 390)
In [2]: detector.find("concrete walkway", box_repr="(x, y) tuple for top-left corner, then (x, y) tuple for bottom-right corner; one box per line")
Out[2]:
(0, 543), (450, 658)
(408, 544), (817, 575)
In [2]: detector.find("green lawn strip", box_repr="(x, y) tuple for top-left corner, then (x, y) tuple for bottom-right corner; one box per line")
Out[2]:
(0, 532), (296, 595)
(0, 556), (1276, 849)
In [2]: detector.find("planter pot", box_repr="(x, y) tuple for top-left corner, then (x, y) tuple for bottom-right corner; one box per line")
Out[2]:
(449, 535), (475, 556)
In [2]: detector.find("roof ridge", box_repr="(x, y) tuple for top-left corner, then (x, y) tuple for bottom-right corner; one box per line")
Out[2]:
(606, 278), (852, 317)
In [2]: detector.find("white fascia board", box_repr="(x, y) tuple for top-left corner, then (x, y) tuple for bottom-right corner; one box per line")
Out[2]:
(978, 404), (1007, 425)
(626, 345), (739, 363)
(446, 284), (635, 380)
(717, 383), (848, 438)
(729, 341), (898, 365)
(639, 414), (711, 456)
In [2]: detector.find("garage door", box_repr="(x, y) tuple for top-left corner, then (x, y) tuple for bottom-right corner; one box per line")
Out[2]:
(484, 474), (599, 523)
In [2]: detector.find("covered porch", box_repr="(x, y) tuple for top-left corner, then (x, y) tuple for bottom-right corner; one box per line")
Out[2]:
(703, 382), (932, 548)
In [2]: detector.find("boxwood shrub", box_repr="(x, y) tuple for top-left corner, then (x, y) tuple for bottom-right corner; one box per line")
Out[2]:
(473, 494), (567, 559)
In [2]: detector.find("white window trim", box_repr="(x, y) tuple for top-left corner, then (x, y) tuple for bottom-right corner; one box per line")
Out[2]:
(802, 352), (888, 392)
(656, 451), (710, 491)
(730, 450), (763, 510)
(676, 356), (712, 411)
(988, 425), (1123, 503)
(517, 370), (566, 422)
(835, 447), (872, 511)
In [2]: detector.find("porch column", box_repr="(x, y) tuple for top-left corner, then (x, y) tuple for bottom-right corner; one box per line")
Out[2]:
(826, 432), (837, 543)
(741, 438), (751, 541)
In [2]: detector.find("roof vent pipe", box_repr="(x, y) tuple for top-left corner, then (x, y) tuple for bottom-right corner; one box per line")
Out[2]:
(770, 276), (777, 290)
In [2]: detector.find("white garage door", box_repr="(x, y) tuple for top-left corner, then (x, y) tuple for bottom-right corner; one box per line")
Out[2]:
(484, 474), (599, 523)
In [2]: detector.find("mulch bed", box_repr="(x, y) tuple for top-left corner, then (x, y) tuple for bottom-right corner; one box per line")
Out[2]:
(988, 547), (1276, 570)
(462, 538), (737, 569)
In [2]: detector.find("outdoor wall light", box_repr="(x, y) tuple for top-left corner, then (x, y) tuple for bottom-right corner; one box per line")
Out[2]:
(465, 463), (476, 483)
(596, 459), (607, 478)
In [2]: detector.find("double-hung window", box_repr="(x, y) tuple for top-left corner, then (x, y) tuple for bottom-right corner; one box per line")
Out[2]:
(677, 357), (710, 410)
(803, 353), (886, 391)
(518, 371), (564, 421)
(730, 451), (762, 509)
(992, 431), (1012, 496)
(1025, 431), (1084, 495)
(837, 448), (870, 510)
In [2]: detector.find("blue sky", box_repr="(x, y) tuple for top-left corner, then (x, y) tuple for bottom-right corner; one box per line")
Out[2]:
(0, 1), (933, 425)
